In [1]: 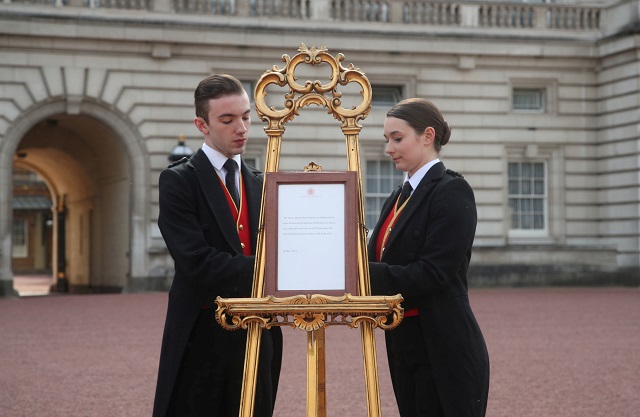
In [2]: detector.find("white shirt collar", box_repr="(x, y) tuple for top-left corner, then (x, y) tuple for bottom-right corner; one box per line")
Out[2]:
(405, 158), (440, 191)
(201, 143), (242, 173)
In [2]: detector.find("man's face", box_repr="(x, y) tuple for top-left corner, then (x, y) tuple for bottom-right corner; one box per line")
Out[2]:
(194, 92), (251, 158)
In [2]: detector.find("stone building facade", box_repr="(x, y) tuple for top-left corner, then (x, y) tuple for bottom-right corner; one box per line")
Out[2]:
(0, 0), (638, 295)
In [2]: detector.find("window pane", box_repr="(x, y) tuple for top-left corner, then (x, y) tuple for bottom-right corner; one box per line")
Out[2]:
(511, 214), (519, 229)
(12, 219), (26, 245)
(367, 160), (378, 175)
(365, 159), (403, 233)
(509, 198), (519, 212)
(534, 214), (544, 229)
(534, 163), (544, 177)
(509, 180), (519, 194)
(366, 179), (376, 194)
(508, 162), (519, 177)
(365, 197), (380, 222)
(243, 157), (257, 169)
(534, 180), (544, 195)
(508, 161), (547, 231)
(241, 80), (254, 103)
(12, 219), (28, 258)
(372, 85), (403, 107)
(513, 88), (544, 111)
(533, 199), (543, 211)
(365, 196), (377, 209)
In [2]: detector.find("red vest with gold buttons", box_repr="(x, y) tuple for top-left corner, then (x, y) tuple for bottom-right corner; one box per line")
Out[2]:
(219, 175), (252, 255)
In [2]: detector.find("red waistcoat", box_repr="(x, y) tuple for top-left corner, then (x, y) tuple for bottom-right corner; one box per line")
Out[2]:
(219, 175), (252, 256)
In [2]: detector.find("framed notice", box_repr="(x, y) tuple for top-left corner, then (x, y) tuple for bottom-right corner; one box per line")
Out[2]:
(264, 171), (358, 297)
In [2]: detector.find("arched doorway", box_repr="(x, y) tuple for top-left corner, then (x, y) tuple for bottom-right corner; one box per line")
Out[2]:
(10, 113), (132, 294)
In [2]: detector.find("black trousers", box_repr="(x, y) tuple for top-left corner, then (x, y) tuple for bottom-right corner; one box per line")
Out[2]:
(167, 309), (276, 417)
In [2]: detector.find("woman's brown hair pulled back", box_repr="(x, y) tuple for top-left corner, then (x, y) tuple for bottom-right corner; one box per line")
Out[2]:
(386, 98), (451, 152)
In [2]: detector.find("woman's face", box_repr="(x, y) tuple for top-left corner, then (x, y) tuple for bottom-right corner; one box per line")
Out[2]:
(383, 116), (433, 177)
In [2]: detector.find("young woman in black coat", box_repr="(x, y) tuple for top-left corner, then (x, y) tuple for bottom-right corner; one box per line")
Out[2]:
(368, 98), (490, 417)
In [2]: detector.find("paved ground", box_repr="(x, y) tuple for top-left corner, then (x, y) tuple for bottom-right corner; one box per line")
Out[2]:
(0, 284), (638, 417)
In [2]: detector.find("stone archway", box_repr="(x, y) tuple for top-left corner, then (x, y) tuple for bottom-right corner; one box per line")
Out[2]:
(0, 99), (150, 295)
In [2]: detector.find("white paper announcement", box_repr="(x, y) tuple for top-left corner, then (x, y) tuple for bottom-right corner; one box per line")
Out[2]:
(277, 183), (345, 292)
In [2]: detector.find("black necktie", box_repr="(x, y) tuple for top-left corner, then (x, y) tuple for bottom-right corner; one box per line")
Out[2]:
(397, 181), (412, 207)
(223, 159), (240, 208)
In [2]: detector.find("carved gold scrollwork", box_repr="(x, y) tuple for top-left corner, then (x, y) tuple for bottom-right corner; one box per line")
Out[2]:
(293, 313), (325, 331)
(304, 161), (323, 172)
(215, 293), (404, 332)
(233, 45), (393, 417)
(254, 43), (372, 133)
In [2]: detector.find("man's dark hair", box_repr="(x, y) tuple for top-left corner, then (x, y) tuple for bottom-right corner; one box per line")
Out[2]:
(194, 74), (245, 123)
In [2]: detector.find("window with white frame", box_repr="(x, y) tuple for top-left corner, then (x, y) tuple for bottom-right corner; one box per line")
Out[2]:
(508, 161), (546, 231)
(512, 88), (545, 112)
(365, 159), (404, 232)
(12, 218), (28, 258)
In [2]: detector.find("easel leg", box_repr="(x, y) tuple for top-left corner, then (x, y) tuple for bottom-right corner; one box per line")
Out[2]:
(239, 322), (262, 417)
(361, 323), (382, 417)
(307, 327), (327, 417)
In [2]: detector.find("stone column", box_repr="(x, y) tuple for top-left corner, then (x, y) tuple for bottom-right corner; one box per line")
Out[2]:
(460, 4), (479, 27)
(309, 0), (331, 21)
(153, 0), (173, 13)
(235, 0), (251, 17)
(534, 7), (547, 29)
(389, 1), (404, 24)
(300, 0), (307, 19)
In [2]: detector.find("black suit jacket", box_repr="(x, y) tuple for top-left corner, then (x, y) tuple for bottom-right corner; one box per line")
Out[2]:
(368, 162), (490, 416)
(152, 149), (281, 417)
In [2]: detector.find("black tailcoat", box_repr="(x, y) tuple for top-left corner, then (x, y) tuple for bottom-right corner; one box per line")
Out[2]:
(368, 162), (490, 416)
(152, 149), (282, 417)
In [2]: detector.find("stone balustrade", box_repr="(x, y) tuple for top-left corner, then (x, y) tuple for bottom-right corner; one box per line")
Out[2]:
(2, 0), (635, 34)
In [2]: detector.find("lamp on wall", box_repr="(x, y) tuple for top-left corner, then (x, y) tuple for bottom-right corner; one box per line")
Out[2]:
(168, 134), (194, 162)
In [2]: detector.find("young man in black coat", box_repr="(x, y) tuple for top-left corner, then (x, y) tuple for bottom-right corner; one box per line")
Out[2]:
(152, 74), (282, 417)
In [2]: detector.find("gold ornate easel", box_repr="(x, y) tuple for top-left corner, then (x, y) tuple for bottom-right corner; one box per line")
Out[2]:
(215, 44), (403, 417)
